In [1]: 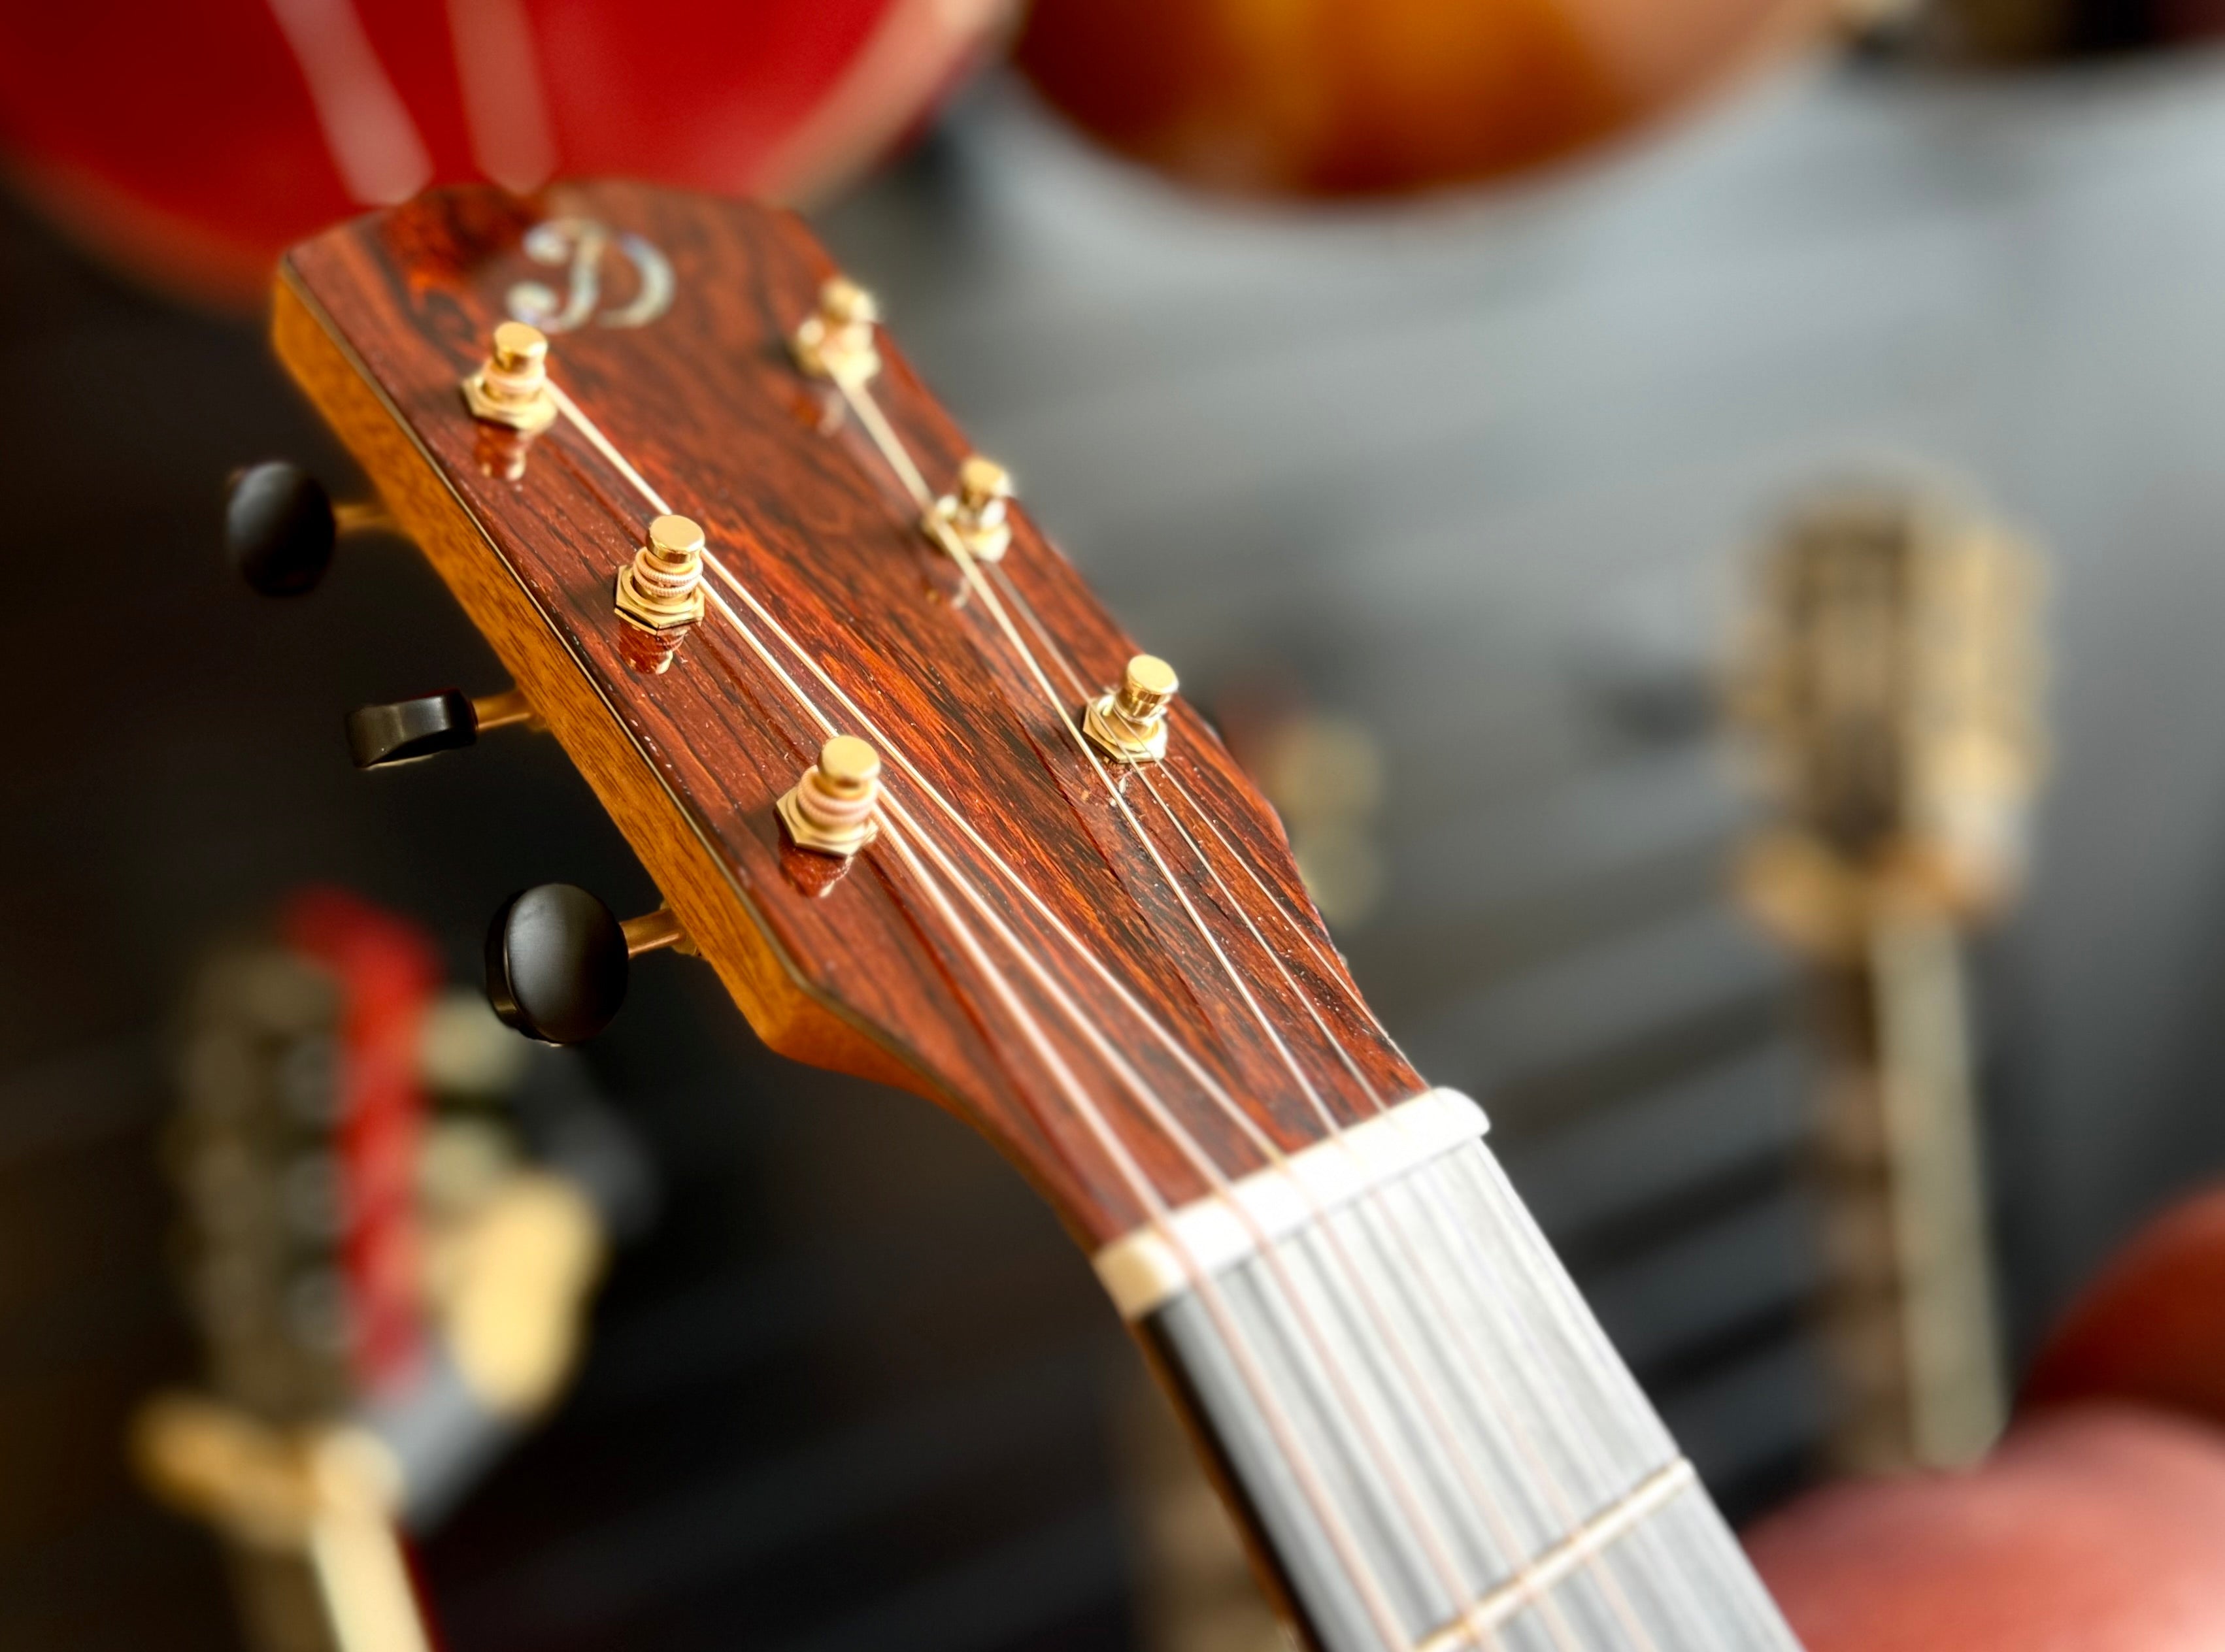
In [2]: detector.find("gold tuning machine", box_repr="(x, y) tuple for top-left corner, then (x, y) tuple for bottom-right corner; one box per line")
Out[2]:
(1084, 655), (1179, 764)
(462, 321), (558, 435)
(614, 514), (709, 673)
(925, 456), (1014, 563)
(790, 276), (881, 386)
(778, 736), (883, 857)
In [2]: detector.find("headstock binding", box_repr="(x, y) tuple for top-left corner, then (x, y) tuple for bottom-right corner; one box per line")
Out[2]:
(275, 182), (1419, 1248)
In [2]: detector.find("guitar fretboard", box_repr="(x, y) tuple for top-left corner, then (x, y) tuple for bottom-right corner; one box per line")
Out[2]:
(1137, 1121), (1800, 1652)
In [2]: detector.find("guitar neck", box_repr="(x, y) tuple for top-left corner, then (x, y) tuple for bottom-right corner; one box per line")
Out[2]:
(1116, 1090), (1798, 1652)
(1807, 911), (2005, 1473)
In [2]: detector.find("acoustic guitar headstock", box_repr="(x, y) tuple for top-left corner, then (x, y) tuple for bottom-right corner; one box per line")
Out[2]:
(264, 182), (1420, 1249)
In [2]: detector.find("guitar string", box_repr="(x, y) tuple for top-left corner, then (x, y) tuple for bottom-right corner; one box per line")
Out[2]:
(832, 335), (1737, 1647)
(1133, 768), (1663, 1651)
(702, 536), (1565, 1645)
(839, 355), (1677, 1644)
(974, 561), (1722, 1643)
(552, 367), (1674, 1649)
(826, 377), (1601, 1648)
(539, 382), (1423, 1648)
(835, 359), (1671, 1631)
(882, 426), (1656, 1646)
(892, 531), (1584, 1645)
(877, 804), (1431, 1646)
(988, 604), (1735, 1649)
(839, 363), (1731, 1647)
(824, 377), (1591, 1645)
(988, 564), (1668, 1652)
(695, 589), (1431, 1651)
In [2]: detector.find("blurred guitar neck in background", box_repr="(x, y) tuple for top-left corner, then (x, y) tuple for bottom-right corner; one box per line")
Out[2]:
(1732, 485), (2045, 1474)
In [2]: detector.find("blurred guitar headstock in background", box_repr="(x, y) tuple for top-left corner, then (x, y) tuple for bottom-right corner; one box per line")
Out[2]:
(1731, 484), (2046, 957)
(139, 887), (652, 1652)
(1728, 482), (2045, 1476)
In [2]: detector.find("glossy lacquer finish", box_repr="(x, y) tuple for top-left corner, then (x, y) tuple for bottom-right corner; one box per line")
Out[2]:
(275, 182), (1420, 1249)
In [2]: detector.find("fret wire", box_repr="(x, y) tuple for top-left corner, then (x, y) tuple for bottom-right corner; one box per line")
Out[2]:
(541, 381), (1424, 1649)
(1445, 1153), (1731, 1645)
(1414, 1462), (1698, 1652)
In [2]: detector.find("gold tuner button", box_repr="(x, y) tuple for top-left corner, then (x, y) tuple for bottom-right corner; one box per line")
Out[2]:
(790, 276), (881, 386)
(924, 455), (1014, 563)
(614, 513), (709, 674)
(778, 736), (884, 858)
(1084, 655), (1179, 764)
(462, 320), (558, 434)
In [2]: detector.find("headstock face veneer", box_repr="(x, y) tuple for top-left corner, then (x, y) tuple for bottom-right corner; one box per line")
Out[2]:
(276, 182), (1417, 1245)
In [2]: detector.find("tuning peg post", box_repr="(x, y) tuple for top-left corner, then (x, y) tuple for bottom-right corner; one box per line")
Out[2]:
(485, 885), (688, 1044)
(226, 461), (395, 597)
(346, 688), (535, 770)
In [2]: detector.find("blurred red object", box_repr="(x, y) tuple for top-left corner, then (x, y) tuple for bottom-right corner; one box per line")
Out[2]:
(282, 886), (443, 1391)
(1748, 1183), (2225, 1650)
(0, 0), (1003, 306)
(1014, 0), (1836, 199)
(2020, 1186), (2225, 1427)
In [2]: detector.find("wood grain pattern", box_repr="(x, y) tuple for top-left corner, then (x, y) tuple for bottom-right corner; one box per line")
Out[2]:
(275, 182), (1422, 1248)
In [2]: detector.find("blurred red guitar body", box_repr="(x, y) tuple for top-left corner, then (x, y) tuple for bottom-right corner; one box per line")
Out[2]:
(0, 0), (1002, 306)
